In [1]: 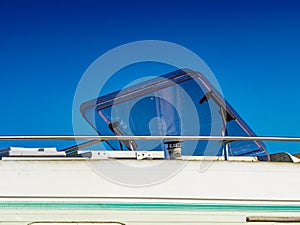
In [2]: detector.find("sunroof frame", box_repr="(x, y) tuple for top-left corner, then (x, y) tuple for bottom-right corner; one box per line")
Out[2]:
(80, 68), (269, 160)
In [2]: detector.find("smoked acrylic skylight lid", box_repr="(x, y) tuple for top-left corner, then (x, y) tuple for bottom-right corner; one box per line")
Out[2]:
(80, 69), (269, 160)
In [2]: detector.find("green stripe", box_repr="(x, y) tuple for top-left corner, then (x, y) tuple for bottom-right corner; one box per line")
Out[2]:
(0, 202), (300, 211)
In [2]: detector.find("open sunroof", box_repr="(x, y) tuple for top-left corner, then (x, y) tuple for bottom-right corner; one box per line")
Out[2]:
(80, 69), (269, 160)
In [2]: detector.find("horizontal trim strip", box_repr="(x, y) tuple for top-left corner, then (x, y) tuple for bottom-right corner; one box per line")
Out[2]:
(1, 202), (300, 211)
(1, 196), (300, 203)
(246, 216), (300, 222)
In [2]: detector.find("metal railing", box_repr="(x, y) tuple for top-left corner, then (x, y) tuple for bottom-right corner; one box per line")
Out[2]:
(0, 135), (300, 142)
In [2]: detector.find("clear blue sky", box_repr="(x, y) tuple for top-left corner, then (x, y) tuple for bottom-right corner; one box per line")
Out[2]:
(0, 0), (300, 153)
